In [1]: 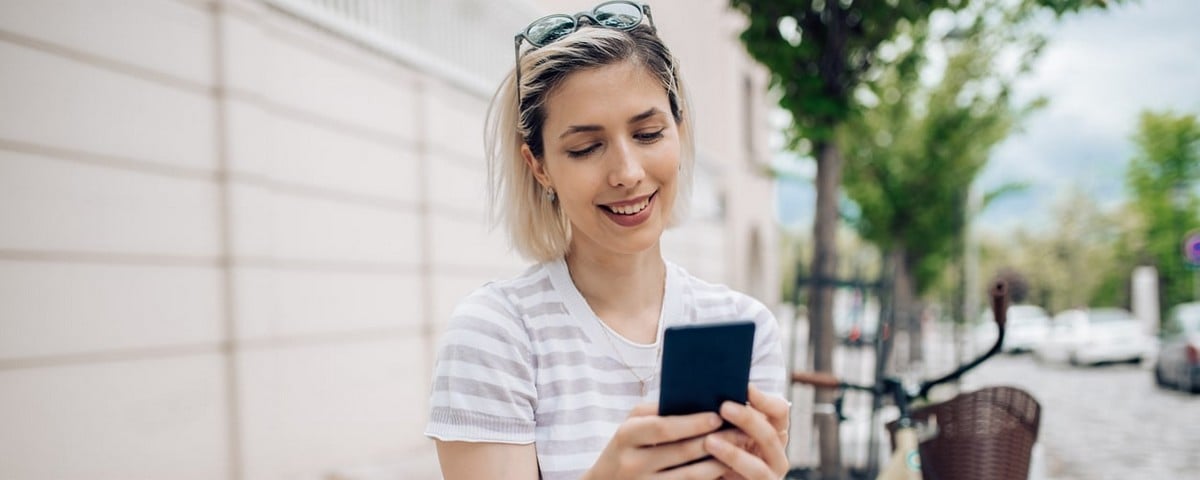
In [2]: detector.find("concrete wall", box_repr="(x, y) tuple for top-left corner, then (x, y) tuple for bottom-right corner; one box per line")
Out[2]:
(0, 0), (779, 478)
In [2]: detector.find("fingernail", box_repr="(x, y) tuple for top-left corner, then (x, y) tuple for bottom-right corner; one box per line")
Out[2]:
(721, 401), (737, 417)
(709, 413), (722, 427)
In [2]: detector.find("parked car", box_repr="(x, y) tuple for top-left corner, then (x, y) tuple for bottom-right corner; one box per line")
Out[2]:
(1033, 309), (1087, 364)
(1154, 302), (1200, 393)
(1059, 308), (1150, 366)
(833, 289), (880, 346)
(974, 305), (1051, 354)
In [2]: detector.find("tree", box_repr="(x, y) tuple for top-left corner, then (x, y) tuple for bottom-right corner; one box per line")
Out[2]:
(840, 0), (1045, 368)
(1028, 187), (1124, 311)
(979, 186), (1118, 312)
(1088, 205), (1143, 309)
(974, 188), (1126, 316)
(730, 1), (969, 473)
(731, 0), (1124, 475)
(1126, 110), (1200, 318)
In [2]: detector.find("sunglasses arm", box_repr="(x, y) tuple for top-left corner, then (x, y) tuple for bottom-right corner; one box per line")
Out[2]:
(513, 35), (524, 101)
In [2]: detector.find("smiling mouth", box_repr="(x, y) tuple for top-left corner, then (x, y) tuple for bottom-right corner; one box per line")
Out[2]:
(601, 192), (656, 215)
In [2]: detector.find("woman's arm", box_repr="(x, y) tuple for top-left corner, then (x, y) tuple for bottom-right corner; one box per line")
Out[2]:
(438, 406), (732, 480)
(435, 440), (539, 480)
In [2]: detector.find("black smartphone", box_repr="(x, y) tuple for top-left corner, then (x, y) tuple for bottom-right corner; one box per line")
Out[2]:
(658, 320), (755, 420)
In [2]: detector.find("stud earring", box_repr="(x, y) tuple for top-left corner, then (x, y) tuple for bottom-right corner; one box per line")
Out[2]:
(545, 187), (557, 203)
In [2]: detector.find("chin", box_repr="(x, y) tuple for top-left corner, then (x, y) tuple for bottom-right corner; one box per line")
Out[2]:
(611, 227), (665, 253)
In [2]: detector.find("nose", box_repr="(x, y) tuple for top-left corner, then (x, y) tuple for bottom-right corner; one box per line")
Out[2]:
(607, 138), (645, 188)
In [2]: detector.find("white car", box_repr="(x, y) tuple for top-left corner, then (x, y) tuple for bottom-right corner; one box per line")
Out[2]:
(1003, 305), (1052, 353)
(974, 305), (1051, 354)
(1033, 309), (1088, 364)
(1065, 308), (1150, 366)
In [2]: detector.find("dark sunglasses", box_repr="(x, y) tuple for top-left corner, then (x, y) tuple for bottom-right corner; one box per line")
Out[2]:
(513, 1), (654, 100)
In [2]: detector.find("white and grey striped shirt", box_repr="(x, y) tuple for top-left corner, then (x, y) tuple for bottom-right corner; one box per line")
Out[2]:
(425, 257), (786, 479)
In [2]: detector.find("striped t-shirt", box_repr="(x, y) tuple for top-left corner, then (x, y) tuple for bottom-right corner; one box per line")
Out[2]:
(425, 257), (786, 479)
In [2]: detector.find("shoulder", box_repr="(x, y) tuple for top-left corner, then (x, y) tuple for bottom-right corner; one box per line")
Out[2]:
(444, 263), (559, 346)
(671, 262), (773, 322)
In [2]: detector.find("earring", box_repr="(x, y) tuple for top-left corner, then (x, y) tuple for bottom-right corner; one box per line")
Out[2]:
(545, 187), (557, 203)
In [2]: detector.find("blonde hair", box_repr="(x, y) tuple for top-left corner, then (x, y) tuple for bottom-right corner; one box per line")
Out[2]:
(484, 24), (696, 262)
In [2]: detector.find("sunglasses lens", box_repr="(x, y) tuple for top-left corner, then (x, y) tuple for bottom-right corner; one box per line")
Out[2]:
(594, 2), (642, 28)
(527, 16), (576, 46)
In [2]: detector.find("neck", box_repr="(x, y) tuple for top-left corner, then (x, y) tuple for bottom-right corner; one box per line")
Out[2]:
(565, 244), (666, 343)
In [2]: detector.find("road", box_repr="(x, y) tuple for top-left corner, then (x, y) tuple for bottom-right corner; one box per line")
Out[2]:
(782, 319), (1200, 479)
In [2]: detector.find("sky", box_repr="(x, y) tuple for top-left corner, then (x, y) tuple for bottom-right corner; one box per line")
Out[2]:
(775, 0), (1200, 234)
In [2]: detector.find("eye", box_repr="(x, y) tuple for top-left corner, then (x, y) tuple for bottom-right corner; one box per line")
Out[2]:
(634, 129), (665, 143)
(567, 143), (601, 158)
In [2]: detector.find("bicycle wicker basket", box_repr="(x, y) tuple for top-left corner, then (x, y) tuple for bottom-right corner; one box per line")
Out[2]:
(886, 386), (1041, 480)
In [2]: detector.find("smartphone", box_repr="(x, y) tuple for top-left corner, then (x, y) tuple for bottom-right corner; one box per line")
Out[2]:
(658, 320), (755, 420)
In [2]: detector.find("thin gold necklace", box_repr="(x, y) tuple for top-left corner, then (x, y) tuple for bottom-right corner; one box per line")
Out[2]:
(596, 317), (663, 398)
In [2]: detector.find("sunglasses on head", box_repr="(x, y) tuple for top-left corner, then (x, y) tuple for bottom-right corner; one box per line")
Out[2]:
(513, 1), (654, 100)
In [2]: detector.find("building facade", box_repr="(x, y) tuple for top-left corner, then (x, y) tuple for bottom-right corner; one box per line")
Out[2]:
(0, 0), (778, 478)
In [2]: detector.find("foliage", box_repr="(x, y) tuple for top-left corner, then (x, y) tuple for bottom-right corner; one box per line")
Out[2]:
(733, 0), (1124, 315)
(731, 0), (968, 146)
(730, 0), (1119, 148)
(977, 187), (1125, 313)
(956, 112), (1197, 320)
(840, 0), (1046, 296)
(1086, 206), (1143, 308)
(734, 0), (1126, 473)
(732, 10), (977, 452)
(1036, 0), (1123, 16)
(1126, 110), (1200, 314)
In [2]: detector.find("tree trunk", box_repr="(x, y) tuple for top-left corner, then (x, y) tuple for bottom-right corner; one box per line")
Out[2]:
(810, 141), (843, 478)
(888, 245), (922, 375)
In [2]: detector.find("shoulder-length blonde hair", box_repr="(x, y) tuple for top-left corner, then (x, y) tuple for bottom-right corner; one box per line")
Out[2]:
(484, 24), (695, 263)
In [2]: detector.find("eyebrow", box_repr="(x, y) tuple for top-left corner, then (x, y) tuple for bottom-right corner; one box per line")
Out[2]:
(558, 107), (665, 140)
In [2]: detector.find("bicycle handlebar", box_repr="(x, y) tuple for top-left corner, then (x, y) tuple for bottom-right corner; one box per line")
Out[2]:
(914, 280), (1008, 398)
(791, 281), (1011, 402)
(790, 371), (841, 389)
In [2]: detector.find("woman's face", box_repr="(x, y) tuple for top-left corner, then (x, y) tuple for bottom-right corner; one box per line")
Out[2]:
(524, 61), (682, 259)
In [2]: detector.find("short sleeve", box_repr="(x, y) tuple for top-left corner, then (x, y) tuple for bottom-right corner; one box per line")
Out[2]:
(741, 296), (787, 397)
(425, 285), (538, 444)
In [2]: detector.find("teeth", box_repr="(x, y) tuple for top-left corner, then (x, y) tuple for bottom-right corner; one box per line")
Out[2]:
(609, 197), (650, 215)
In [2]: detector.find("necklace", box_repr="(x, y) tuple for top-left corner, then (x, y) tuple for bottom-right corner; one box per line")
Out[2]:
(596, 317), (663, 398)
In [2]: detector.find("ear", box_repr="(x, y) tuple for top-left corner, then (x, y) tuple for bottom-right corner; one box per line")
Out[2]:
(521, 143), (553, 189)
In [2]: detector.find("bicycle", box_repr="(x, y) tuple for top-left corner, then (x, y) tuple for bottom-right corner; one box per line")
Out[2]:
(789, 281), (1042, 480)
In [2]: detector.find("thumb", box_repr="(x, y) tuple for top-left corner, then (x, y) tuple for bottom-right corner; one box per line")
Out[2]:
(628, 402), (659, 417)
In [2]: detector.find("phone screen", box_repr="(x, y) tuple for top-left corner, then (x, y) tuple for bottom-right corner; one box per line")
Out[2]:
(658, 320), (755, 418)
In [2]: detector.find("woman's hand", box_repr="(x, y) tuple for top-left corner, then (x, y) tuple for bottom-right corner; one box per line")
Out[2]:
(705, 385), (791, 480)
(584, 403), (730, 480)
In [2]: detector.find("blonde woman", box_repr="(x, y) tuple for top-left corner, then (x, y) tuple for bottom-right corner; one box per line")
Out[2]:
(426, 2), (790, 479)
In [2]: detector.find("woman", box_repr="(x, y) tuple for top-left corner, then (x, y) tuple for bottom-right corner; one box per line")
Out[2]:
(425, 2), (790, 478)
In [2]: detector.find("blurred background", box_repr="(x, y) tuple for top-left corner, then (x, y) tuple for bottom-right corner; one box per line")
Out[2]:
(0, 0), (1196, 479)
